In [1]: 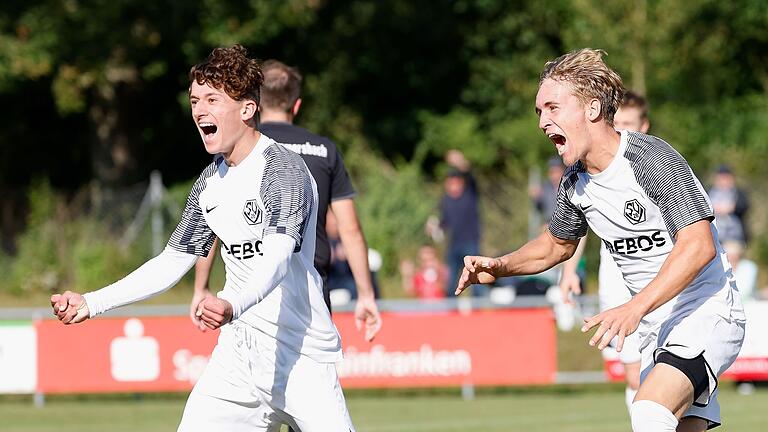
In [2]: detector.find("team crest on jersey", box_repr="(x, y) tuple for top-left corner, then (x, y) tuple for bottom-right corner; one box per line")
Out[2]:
(243, 199), (262, 225)
(624, 199), (646, 225)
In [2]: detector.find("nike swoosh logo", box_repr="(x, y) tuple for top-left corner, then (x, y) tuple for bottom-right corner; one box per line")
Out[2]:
(205, 205), (218, 214)
(579, 204), (592, 211)
(665, 343), (688, 349)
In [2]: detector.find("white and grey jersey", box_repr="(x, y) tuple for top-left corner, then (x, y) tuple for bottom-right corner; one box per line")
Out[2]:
(168, 134), (341, 362)
(549, 131), (745, 339)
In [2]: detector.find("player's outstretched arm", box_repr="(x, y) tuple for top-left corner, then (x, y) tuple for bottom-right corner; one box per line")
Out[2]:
(455, 230), (578, 296)
(331, 198), (382, 342)
(581, 219), (716, 352)
(73, 248), (198, 318)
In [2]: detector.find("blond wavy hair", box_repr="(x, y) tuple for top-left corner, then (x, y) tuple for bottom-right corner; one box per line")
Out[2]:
(540, 48), (625, 124)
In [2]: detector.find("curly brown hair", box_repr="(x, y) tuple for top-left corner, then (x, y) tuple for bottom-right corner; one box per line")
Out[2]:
(189, 44), (263, 104)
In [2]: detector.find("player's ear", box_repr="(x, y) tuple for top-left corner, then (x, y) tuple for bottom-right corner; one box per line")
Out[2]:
(641, 119), (650, 134)
(292, 98), (302, 117)
(241, 100), (257, 122)
(586, 98), (601, 122)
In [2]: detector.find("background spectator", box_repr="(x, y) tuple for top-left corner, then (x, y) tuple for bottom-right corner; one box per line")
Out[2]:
(723, 240), (758, 302)
(529, 157), (567, 225)
(430, 149), (483, 296)
(326, 210), (381, 303)
(400, 245), (449, 300)
(709, 164), (750, 244)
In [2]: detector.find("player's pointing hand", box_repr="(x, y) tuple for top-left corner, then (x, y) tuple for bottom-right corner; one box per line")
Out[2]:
(455, 255), (501, 296)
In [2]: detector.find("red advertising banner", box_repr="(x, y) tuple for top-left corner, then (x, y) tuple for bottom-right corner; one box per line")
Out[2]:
(36, 308), (556, 394)
(333, 308), (556, 387)
(36, 317), (219, 394)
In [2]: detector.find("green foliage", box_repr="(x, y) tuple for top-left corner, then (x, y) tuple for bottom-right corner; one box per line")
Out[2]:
(4, 179), (153, 296)
(8, 179), (64, 295)
(356, 161), (434, 272)
(416, 109), (494, 169)
(2, 0), (768, 297)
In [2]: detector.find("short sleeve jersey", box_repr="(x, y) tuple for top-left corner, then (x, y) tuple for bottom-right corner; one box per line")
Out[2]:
(260, 122), (356, 279)
(549, 131), (745, 331)
(167, 134), (341, 362)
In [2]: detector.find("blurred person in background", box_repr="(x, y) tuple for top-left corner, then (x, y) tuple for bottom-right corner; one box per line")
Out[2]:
(708, 164), (750, 244)
(191, 59), (381, 341)
(325, 210), (382, 304)
(427, 149), (482, 297)
(530, 156), (567, 224)
(457, 48), (745, 432)
(399, 244), (448, 300)
(722, 240), (757, 302)
(560, 90), (650, 413)
(51, 45), (361, 431)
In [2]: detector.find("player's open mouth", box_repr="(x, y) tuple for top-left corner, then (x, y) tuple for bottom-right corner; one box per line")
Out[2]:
(200, 122), (218, 137)
(548, 133), (567, 156)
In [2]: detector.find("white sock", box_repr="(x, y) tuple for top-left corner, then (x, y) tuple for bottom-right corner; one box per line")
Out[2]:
(630, 400), (678, 432)
(625, 386), (638, 412)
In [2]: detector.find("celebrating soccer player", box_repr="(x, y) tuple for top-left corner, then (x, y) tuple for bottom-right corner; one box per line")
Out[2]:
(51, 45), (357, 432)
(456, 48), (745, 432)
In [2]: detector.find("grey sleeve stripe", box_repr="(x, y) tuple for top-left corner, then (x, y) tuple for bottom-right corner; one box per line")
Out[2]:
(166, 159), (218, 256)
(624, 132), (713, 238)
(261, 145), (313, 252)
(549, 164), (588, 240)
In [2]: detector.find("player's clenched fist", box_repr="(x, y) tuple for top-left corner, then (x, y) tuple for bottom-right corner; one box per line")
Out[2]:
(50, 291), (90, 325)
(455, 255), (502, 296)
(195, 296), (234, 330)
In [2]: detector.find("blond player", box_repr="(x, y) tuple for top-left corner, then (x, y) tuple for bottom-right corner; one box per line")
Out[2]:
(457, 49), (745, 431)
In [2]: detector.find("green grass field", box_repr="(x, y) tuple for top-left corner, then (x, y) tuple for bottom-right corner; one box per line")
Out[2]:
(2, 384), (766, 431)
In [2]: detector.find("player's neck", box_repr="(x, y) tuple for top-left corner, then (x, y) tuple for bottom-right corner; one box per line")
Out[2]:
(582, 128), (621, 175)
(223, 129), (261, 166)
(260, 110), (294, 124)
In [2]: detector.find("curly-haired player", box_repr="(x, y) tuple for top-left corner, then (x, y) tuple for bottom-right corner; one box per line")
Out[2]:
(50, 45), (357, 432)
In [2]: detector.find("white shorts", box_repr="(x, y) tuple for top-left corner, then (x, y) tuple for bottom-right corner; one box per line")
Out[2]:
(178, 322), (355, 432)
(639, 311), (745, 429)
(598, 246), (641, 365)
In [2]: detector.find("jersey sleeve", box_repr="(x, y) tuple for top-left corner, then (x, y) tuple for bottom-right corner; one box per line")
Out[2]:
(261, 146), (314, 251)
(626, 134), (714, 238)
(166, 161), (218, 256)
(329, 147), (356, 201)
(83, 247), (197, 316)
(548, 171), (588, 240)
